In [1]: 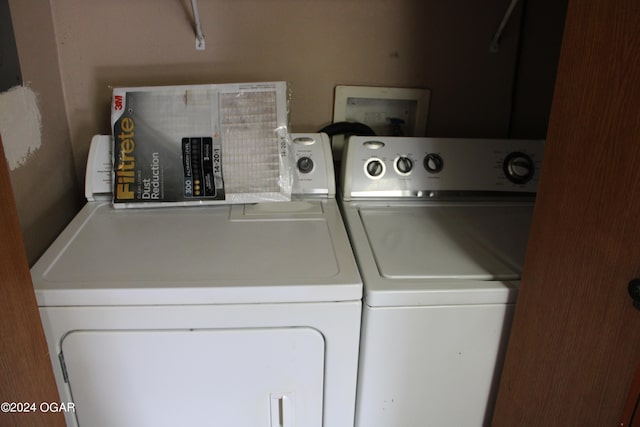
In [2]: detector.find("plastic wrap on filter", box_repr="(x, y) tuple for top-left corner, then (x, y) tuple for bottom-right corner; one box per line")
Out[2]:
(110, 82), (292, 208)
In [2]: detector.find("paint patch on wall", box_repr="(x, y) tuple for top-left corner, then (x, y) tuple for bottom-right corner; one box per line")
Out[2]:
(0, 86), (42, 170)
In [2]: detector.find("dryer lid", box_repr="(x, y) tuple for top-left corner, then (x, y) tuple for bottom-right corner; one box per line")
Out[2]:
(31, 200), (361, 306)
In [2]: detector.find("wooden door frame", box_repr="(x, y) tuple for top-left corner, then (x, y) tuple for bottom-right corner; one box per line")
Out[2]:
(0, 135), (65, 426)
(493, 0), (640, 425)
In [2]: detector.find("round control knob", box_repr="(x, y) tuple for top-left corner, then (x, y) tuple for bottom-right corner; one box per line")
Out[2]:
(365, 158), (385, 178)
(395, 156), (414, 174)
(424, 153), (444, 173)
(503, 152), (535, 184)
(297, 156), (314, 174)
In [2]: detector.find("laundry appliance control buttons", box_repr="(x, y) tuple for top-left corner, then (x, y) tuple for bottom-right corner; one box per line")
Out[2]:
(365, 158), (385, 179)
(297, 157), (314, 174)
(503, 152), (535, 184)
(424, 153), (444, 173)
(395, 156), (414, 175)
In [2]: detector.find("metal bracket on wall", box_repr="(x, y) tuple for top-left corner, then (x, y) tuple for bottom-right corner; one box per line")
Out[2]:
(490, 0), (520, 53)
(191, 0), (206, 50)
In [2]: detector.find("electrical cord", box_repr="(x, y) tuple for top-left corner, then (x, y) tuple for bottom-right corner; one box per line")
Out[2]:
(318, 122), (376, 137)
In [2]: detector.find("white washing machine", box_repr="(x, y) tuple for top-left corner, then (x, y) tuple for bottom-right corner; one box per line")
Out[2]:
(30, 133), (362, 427)
(339, 136), (544, 427)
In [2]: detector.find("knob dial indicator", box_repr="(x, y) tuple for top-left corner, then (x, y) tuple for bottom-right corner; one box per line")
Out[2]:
(503, 152), (535, 184)
(424, 153), (444, 173)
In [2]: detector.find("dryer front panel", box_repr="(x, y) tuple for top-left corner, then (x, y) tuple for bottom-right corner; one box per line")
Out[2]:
(61, 327), (324, 427)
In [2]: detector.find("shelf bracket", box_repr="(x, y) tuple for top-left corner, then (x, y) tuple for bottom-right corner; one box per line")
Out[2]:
(191, 0), (206, 51)
(490, 0), (520, 53)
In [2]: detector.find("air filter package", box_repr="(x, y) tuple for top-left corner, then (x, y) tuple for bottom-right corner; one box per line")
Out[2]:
(111, 82), (291, 208)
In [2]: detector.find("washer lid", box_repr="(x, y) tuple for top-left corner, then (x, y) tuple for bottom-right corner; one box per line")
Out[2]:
(31, 200), (361, 306)
(343, 202), (534, 306)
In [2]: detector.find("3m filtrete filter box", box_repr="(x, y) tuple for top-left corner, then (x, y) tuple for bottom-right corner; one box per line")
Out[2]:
(111, 82), (291, 208)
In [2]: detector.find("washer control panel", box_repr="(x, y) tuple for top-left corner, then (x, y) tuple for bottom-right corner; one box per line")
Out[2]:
(341, 136), (544, 200)
(290, 133), (336, 197)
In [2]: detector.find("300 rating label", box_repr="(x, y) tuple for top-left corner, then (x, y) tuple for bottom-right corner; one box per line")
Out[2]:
(1, 401), (75, 413)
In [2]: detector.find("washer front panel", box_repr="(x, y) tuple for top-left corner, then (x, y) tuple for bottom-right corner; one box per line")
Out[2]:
(355, 303), (513, 427)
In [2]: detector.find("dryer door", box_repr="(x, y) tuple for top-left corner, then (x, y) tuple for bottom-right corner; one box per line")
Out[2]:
(60, 327), (325, 427)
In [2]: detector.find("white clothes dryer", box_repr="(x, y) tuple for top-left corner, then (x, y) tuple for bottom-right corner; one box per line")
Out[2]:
(31, 133), (362, 427)
(339, 136), (544, 427)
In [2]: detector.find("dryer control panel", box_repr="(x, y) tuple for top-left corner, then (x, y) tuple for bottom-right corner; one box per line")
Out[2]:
(341, 136), (544, 200)
(290, 133), (336, 198)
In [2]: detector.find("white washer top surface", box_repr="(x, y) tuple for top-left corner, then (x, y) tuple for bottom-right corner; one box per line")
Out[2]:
(341, 200), (534, 307)
(31, 200), (361, 306)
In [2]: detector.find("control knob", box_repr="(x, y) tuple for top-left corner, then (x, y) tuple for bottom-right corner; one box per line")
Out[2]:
(365, 158), (385, 178)
(424, 153), (444, 173)
(297, 156), (314, 174)
(503, 152), (535, 184)
(395, 156), (413, 174)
